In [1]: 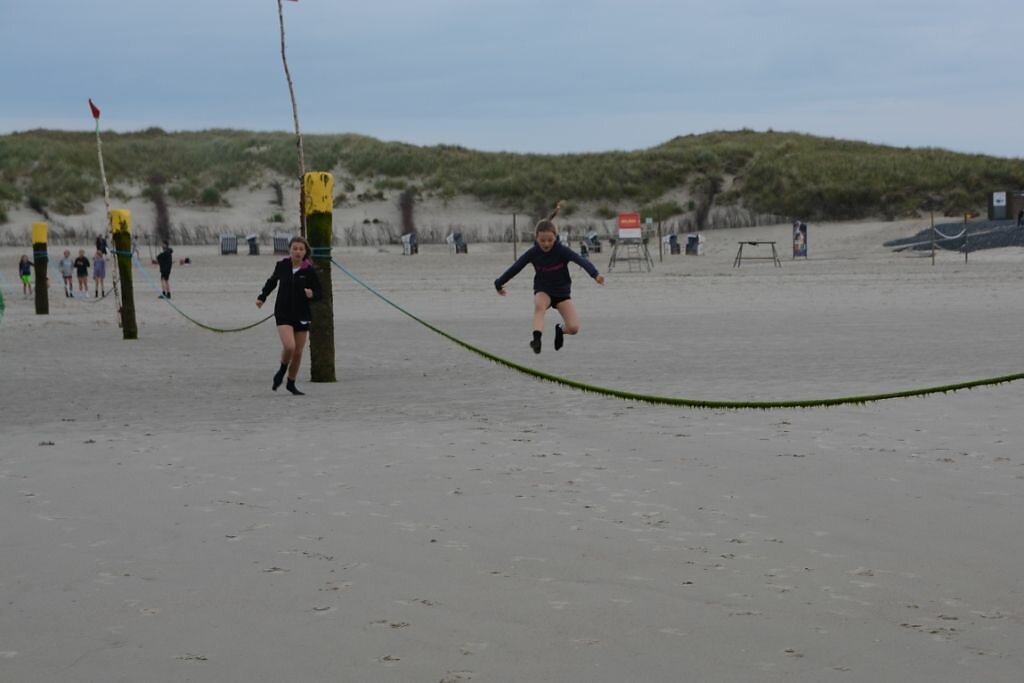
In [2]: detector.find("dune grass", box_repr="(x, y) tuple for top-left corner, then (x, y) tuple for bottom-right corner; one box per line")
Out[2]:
(1, 128), (1022, 225)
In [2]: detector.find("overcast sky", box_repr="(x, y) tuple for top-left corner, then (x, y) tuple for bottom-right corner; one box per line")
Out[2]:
(2, 0), (1021, 157)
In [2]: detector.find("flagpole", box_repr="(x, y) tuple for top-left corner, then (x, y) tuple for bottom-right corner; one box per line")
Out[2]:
(277, 0), (306, 237)
(90, 100), (112, 222)
(89, 99), (121, 326)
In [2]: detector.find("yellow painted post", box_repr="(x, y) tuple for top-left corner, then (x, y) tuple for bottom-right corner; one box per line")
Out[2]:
(111, 209), (138, 339)
(303, 172), (335, 382)
(31, 222), (49, 315)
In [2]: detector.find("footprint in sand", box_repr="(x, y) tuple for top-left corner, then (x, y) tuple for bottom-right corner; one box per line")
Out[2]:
(440, 672), (474, 682)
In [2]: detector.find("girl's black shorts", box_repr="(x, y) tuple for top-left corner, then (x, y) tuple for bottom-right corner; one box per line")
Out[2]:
(536, 292), (571, 309)
(276, 317), (311, 332)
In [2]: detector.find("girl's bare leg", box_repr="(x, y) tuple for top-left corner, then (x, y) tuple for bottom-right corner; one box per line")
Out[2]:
(554, 300), (580, 335)
(532, 292), (551, 331)
(288, 330), (309, 380)
(277, 325), (297, 366)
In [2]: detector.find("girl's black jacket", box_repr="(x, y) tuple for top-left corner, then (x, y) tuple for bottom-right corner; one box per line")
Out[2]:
(258, 259), (323, 322)
(494, 238), (599, 298)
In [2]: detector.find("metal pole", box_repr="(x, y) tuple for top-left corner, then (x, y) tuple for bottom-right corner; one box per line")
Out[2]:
(963, 213), (969, 263)
(512, 213), (517, 260)
(657, 218), (663, 262)
(930, 211), (935, 266)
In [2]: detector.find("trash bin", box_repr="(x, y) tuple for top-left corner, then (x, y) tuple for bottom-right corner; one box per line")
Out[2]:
(246, 234), (259, 255)
(220, 234), (238, 255)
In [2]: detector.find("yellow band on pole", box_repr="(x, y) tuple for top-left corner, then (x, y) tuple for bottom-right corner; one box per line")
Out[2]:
(31, 222), (48, 243)
(303, 172), (333, 214)
(111, 208), (131, 234)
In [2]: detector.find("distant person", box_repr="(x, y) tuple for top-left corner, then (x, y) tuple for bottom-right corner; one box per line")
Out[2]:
(156, 240), (173, 299)
(256, 236), (322, 396)
(73, 248), (90, 295)
(95, 234), (108, 256)
(494, 202), (605, 353)
(1017, 208), (1023, 229)
(18, 255), (33, 298)
(58, 249), (74, 298)
(92, 250), (107, 297)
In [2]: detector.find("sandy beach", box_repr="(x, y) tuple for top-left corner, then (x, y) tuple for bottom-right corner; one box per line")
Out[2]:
(2, 214), (1023, 682)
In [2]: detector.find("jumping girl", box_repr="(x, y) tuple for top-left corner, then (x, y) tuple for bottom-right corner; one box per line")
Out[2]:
(256, 236), (322, 395)
(494, 203), (605, 353)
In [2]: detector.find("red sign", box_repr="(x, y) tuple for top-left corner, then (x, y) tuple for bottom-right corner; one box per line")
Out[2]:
(618, 213), (640, 229)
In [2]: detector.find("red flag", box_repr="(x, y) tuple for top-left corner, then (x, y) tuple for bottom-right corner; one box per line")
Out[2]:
(88, 99), (101, 119)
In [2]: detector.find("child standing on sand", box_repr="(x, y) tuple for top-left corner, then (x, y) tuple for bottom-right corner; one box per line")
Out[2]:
(58, 249), (74, 297)
(156, 241), (173, 299)
(92, 250), (107, 297)
(494, 203), (605, 353)
(18, 255), (33, 298)
(73, 249), (90, 296)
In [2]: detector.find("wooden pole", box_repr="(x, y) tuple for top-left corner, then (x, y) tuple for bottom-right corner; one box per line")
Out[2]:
(31, 222), (49, 315)
(111, 209), (138, 339)
(277, 0), (306, 237)
(304, 172), (336, 382)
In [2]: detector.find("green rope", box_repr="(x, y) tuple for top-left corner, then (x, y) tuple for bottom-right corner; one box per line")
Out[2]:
(122, 251), (273, 333)
(328, 257), (1024, 409)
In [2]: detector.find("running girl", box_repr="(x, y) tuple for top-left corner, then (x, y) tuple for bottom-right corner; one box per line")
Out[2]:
(256, 236), (322, 395)
(494, 204), (605, 353)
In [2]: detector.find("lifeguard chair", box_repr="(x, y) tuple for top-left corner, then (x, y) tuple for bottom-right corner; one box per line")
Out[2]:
(607, 213), (653, 272)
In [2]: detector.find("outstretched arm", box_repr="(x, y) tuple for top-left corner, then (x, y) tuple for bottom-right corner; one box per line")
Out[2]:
(494, 247), (535, 293)
(562, 243), (601, 281)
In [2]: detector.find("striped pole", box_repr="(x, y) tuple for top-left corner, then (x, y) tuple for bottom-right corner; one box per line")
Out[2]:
(304, 172), (335, 382)
(31, 222), (49, 315)
(111, 209), (138, 339)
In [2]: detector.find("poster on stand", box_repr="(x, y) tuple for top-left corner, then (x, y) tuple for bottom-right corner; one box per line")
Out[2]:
(793, 221), (808, 258)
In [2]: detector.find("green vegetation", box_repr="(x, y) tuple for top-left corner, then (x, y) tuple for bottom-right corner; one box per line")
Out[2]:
(1, 128), (1022, 224)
